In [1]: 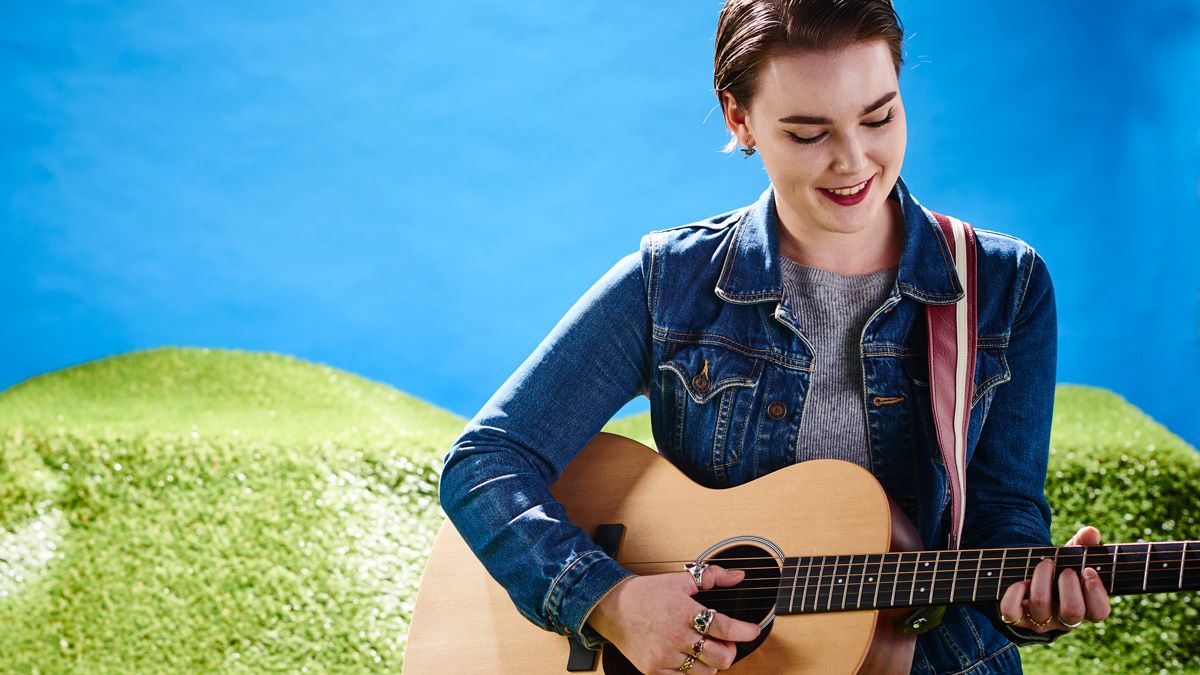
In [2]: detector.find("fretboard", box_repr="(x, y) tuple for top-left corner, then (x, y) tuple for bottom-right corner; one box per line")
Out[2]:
(775, 541), (1200, 614)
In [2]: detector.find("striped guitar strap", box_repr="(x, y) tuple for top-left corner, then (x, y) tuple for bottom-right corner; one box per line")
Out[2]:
(925, 211), (978, 550)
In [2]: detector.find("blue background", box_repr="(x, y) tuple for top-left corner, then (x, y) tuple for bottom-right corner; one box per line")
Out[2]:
(3, 1), (1199, 447)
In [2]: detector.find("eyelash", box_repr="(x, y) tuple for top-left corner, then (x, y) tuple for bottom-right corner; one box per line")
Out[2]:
(786, 108), (895, 145)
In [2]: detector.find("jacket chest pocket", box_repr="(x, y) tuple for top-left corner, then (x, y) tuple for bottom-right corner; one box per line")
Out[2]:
(652, 344), (762, 488)
(903, 347), (1010, 410)
(902, 347), (1011, 467)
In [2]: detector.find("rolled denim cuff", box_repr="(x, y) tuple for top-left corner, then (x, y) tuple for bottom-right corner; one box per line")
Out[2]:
(544, 550), (635, 650)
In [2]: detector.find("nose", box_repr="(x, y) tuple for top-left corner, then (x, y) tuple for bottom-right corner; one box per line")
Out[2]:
(830, 131), (868, 177)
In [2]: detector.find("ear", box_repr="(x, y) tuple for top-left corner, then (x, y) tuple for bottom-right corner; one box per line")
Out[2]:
(720, 92), (754, 146)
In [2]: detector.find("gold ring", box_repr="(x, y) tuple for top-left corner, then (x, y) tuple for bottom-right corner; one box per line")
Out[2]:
(677, 654), (696, 672)
(1025, 611), (1053, 628)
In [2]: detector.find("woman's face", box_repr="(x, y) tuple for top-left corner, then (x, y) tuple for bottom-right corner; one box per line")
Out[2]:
(723, 40), (907, 244)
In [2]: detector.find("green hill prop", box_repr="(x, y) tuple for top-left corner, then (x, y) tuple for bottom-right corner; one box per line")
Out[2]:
(1, 348), (1196, 672)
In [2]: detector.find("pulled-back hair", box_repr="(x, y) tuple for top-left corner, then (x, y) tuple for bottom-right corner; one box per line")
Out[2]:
(714, 0), (905, 152)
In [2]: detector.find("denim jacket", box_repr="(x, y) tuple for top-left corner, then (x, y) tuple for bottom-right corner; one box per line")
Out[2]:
(440, 175), (1062, 673)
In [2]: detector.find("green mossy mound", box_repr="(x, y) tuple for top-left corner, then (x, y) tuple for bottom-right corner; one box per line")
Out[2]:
(0, 347), (461, 672)
(1, 349), (1196, 673)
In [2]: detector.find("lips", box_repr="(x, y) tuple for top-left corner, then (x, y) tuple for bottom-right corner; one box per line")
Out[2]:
(817, 175), (873, 206)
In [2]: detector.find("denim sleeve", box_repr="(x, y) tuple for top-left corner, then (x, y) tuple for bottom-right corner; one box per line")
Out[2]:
(961, 249), (1067, 645)
(438, 249), (652, 649)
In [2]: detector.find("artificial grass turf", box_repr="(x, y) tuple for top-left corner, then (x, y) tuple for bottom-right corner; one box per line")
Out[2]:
(0, 347), (459, 672)
(1, 348), (1196, 672)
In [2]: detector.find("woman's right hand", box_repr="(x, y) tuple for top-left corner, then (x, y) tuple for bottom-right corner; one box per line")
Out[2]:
(585, 565), (761, 674)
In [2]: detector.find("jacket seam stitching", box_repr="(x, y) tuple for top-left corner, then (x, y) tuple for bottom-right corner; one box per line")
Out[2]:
(651, 327), (814, 371)
(949, 642), (1018, 675)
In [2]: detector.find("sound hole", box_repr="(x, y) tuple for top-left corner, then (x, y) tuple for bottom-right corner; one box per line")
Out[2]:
(693, 544), (779, 625)
(600, 544), (780, 674)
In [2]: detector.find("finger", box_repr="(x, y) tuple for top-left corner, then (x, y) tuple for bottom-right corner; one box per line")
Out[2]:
(1068, 525), (1102, 548)
(1055, 567), (1085, 627)
(695, 636), (737, 671)
(699, 564), (745, 592)
(654, 662), (715, 675)
(704, 610), (761, 643)
(1082, 567), (1112, 622)
(1027, 557), (1056, 628)
(999, 580), (1029, 625)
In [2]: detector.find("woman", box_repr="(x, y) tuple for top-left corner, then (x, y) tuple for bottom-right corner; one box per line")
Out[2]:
(439, 1), (1111, 672)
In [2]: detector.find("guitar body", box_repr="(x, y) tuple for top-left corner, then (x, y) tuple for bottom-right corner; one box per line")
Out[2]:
(405, 433), (922, 674)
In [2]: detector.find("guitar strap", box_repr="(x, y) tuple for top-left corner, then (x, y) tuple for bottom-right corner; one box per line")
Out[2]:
(925, 211), (977, 550)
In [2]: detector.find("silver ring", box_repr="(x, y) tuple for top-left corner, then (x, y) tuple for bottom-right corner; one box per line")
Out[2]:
(1060, 617), (1084, 629)
(683, 561), (709, 589)
(692, 608), (715, 635)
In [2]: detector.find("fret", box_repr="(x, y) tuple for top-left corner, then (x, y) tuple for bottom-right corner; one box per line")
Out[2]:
(977, 549), (1004, 601)
(894, 552), (917, 608)
(830, 555), (850, 611)
(912, 552), (936, 607)
(786, 556), (801, 613)
(1112, 543), (1150, 596)
(820, 555), (836, 612)
(867, 554), (884, 609)
(931, 551), (955, 605)
(801, 555), (816, 613)
(1110, 546), (1119, 591)
(1180, 543), (1187, 590)
(1185, 542), (1200, 591)
(1145, 542), (1185, 593)
(953, 549), (982, 604)
(1024, 547), (1058, 588)
(881, 552), (900, 609)
(1056, 546), (1086, 582)
(1081, 545), (1113, 593)
(806, 554), (825, 612)
(846, 554), (867, 610)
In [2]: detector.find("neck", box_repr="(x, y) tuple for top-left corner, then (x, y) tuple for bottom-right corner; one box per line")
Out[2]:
(773, 541), (1200, 615)
(776, 198), (903, 276)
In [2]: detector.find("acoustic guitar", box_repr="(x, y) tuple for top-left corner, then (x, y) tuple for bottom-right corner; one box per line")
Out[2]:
(404, 433), (1199, 673)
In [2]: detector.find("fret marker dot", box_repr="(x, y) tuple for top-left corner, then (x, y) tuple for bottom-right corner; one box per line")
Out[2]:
(986, 572), (992, 576)
(920, 587), (926, 592)
(1162, 563), (1168, 568)
(924, 562), (930, 568)
(869, 577), (874, 582)
(838, 578), (844, 583)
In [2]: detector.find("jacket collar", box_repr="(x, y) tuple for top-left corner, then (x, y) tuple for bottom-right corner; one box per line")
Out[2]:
(714, 174), (964, 306)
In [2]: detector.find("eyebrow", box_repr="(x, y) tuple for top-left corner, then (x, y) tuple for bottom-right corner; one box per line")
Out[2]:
(778, 91), (898, 125)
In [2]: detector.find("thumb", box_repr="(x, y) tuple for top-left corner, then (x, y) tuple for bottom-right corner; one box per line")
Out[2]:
(1068, 525), (1102, 547)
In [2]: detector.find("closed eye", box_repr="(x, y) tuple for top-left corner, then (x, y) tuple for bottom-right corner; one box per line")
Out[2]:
(785, 108), (896, 145)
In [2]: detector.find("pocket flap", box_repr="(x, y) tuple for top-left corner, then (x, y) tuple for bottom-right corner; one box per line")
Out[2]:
(657, 346), (759, 404)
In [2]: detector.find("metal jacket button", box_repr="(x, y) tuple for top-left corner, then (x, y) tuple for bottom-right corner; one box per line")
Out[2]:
(767, 401), (787, 420)
(691, 359), (711, 394)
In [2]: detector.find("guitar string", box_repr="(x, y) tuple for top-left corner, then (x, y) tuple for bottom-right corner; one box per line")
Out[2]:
(612, 560), (1200, 600)
(618, 554), (1200, 573)
(611, 543), (1200, 567)
(644, 580), (1197, 613)
(606, 577), (1198, 615)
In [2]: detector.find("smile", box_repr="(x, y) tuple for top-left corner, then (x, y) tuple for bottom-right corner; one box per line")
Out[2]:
(817, 176), (874, 206)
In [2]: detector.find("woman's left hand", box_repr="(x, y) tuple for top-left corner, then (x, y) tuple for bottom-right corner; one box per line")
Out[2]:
(999, 525), (1112, 633)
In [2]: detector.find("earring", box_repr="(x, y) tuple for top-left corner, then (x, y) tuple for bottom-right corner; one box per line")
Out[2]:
(740, 144), (757, 158)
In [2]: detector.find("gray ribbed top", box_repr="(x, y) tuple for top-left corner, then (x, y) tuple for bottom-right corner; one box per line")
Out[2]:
(778, 256), (899, 471)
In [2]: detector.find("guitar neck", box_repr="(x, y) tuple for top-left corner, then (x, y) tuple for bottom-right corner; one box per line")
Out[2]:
(775, 541), (1200, 615)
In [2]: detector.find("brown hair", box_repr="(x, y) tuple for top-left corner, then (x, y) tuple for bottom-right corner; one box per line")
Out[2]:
(714, 0), (905, 152)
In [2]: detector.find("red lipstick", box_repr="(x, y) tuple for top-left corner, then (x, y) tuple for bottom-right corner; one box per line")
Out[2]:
(817, 175), (873, 206)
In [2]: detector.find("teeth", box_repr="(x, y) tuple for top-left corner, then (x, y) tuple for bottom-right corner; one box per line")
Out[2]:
(827, 180), (868, 196)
